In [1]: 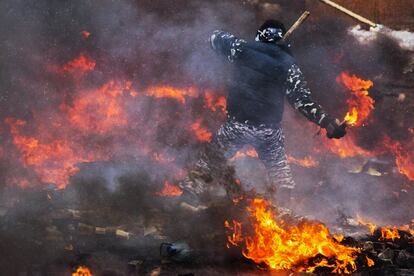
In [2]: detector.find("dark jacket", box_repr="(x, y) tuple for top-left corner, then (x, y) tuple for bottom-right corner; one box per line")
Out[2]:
(210, 30), (328, 127)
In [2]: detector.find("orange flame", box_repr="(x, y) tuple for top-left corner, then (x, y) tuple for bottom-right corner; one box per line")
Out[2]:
(229, 147), (258, 161)
(380, 227), (400, 241)
(5, 62), (223, 189)
(366, 257), (375, 267)
(224, 220), (243, 248)
(5, 118), (88, 188)
(320, 133), (373, 159)
(336, 72), (374, 127)
(61, 53), (96, 74)
(204, 90), (226, 113)
(356, 215), (377, 235)
(382, 136), (414, 181)
(145, 86), (197, 104)
(227, 198), (360, 274)
(72, 266), (93, 276)
(61, 80), (134, 134)
(287, 155), (319, 168)
(155, 181), (183, 197)
(357, 215), (403, 241)
(191, 119), (212, 142)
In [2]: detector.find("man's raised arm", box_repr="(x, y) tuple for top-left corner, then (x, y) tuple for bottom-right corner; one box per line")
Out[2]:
(209, 30), (246, 62)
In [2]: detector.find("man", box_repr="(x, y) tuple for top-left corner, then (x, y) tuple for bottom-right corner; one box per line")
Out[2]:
(179, 20), (346, 208)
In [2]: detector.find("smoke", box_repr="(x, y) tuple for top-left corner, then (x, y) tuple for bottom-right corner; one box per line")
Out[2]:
(0, 2), (413, 269)
(0, 0), (258, 189)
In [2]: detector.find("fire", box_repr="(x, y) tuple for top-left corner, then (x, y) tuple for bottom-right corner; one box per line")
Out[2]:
(204, 90), (226, 113)
(226, 198), (360, 274)
(229, 147), (258, 161)
(357, 215), (377, 235)
(72, 266), (92, 276)
(191, 119), (212, 142)
(61, 80), (134, 134)
(336, 72), (374, 127)
(287, 155), (319, 168)
(382, 136), (414, 181)
(5, 80), (221, 188)
(380, 227), (400, 241)
(357, 215), (402, 241)
(321, 133), (373, 158)
(145, 85), (197, 104)
(61, 53), (96, 74)
(155, 181), (183, 197)
(5, 118), (89, 188)
(366, 257), (375, 267)
(224, 220), (243, 248)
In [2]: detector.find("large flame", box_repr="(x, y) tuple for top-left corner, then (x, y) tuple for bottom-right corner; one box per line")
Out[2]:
(336, 72), (374, 127)
(226, 198), (360, 274)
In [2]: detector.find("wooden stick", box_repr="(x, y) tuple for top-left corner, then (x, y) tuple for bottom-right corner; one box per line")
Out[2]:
(282, 11), (311, 41)
(319, 0), (377, 27)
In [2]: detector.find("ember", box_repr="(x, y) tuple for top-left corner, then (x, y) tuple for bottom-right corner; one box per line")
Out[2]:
(81, 30), (91, 39)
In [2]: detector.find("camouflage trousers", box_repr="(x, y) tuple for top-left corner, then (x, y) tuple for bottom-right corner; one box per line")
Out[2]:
(179, 118), (296, 199)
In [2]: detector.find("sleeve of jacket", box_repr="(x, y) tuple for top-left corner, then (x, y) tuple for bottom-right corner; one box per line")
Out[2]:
(285, 64), (329, 126)
(209, 30), (246, 62)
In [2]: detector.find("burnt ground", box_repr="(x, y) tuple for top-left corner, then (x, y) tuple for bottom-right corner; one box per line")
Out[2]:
(0, 158), (413, 276)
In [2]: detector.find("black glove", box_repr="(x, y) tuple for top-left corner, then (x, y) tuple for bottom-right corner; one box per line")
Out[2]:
(320, 116), (347, 139)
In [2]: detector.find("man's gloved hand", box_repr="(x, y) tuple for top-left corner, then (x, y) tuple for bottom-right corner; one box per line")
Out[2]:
(320, 116), (347, 139)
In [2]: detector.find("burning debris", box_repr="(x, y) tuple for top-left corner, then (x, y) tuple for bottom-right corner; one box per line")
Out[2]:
(225, 198), (361, 274)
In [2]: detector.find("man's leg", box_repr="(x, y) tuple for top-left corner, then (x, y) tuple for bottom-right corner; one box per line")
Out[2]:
(178, 119), (245, 202)
(255, 127), (295, 207)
